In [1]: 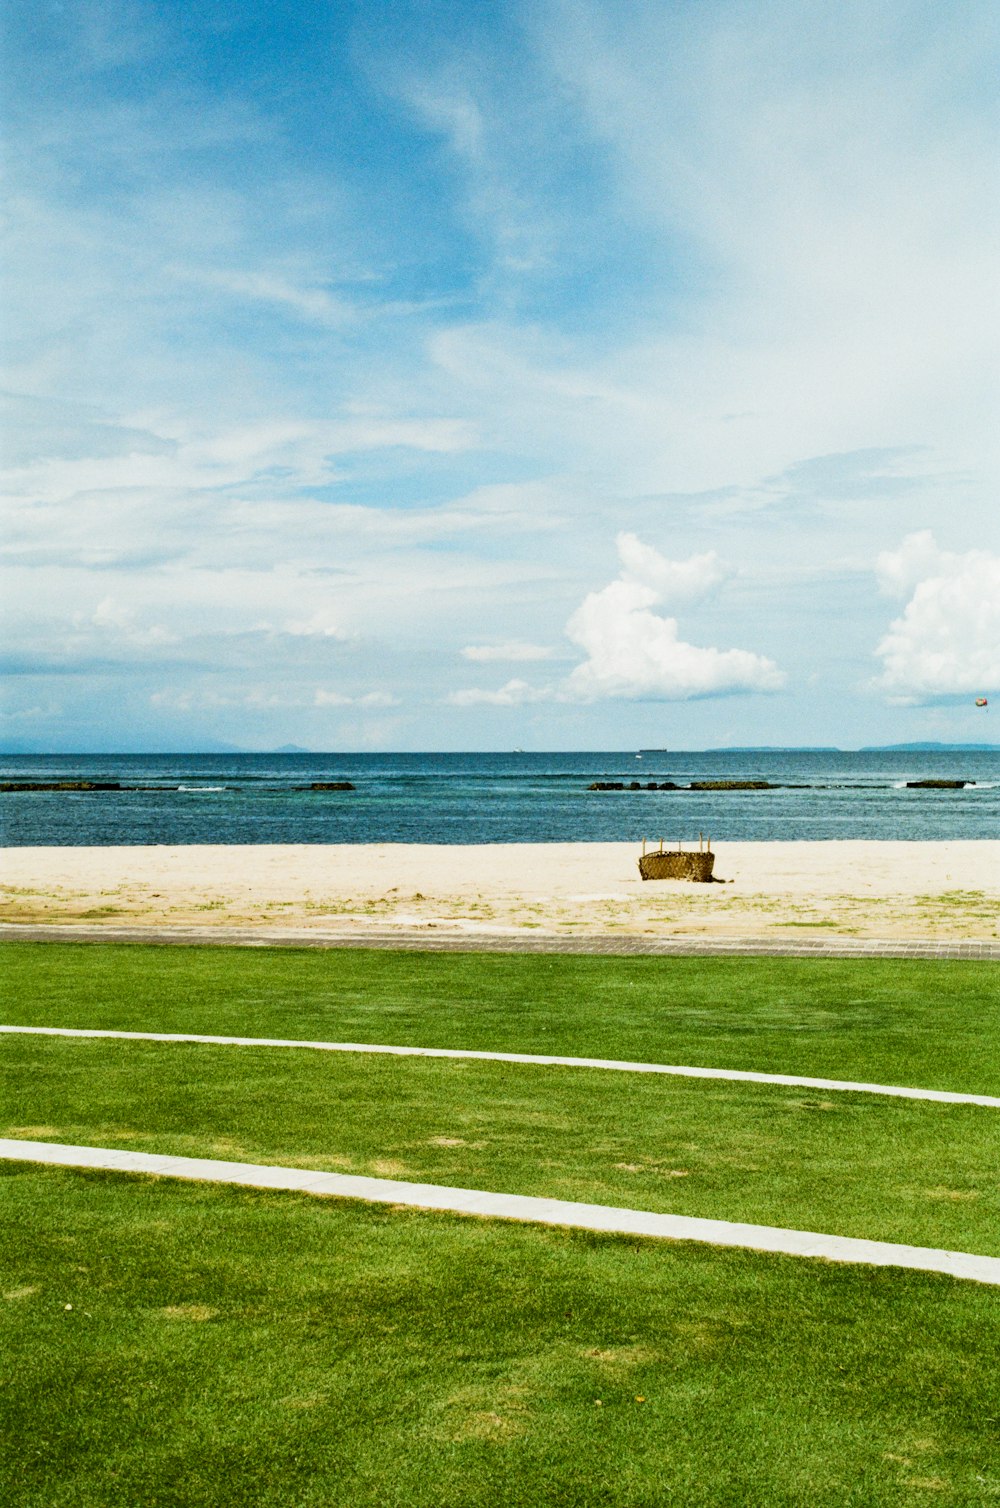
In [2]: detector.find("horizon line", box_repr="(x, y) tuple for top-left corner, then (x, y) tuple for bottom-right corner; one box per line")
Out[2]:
(3, 744), (998, 757)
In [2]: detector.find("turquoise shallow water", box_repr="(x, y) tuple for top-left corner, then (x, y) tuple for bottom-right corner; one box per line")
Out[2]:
(2, 750), (998, 846)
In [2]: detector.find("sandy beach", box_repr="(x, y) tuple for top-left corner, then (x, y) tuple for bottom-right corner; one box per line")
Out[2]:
(1, 841), (997, 941)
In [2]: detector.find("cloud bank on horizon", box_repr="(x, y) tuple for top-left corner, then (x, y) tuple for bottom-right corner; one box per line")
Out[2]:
(1, 0), (998, 751)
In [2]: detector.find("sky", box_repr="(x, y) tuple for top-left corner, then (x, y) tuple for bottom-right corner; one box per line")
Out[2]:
(2, 0), (999, 752)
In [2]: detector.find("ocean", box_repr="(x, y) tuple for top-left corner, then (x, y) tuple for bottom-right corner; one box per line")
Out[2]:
(1, 749), (998, 846)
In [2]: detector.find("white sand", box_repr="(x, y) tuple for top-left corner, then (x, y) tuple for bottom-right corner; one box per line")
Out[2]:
(2, 841), (997, 940)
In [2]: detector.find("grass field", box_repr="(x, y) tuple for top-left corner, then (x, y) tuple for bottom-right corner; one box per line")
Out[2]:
(4, 942), (999, 1090)
(5, 1035), (1000, 1255)
(2, 942), (1000, 1505)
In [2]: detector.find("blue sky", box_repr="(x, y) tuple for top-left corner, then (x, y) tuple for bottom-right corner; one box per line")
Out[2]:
(3, 0), (998, 751)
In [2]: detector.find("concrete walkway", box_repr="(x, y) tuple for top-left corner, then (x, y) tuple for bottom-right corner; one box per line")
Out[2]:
(2, 921), (997, 959)
(5, 1023), (999, 1110)
(3, 1137), (998, 1286)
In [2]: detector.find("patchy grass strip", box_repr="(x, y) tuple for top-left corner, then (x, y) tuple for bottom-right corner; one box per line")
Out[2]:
(4, 943), (999, 1097)
(4, 1035), (1000, 1255)
(5, 1023), (1000, 1110)
(5, 1138), (1000, 1286)
(3, 1164), (1000, 1508)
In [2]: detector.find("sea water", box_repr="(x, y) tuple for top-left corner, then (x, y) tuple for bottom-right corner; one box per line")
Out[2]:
(1, 749), (998, 846)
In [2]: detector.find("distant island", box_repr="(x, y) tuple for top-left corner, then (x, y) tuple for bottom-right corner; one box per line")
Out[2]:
(2, 741), (997, 757)
(640, 746), (841, 753)
(640, 744), (998, 754)
(859, 742), (999, 752)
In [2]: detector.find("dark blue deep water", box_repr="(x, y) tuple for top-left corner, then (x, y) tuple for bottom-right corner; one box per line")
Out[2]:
(2, 750), (998, 845)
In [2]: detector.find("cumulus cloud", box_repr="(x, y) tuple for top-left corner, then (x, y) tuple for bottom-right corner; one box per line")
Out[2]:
(460, 641), (555, 662)
(563, 534), (785, 702)
(873, 531), (1000, 702)
(616, 532), (728, 600)
(448, 535), (784, 709)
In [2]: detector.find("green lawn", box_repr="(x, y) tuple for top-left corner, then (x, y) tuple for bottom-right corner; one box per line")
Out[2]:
(4, 1034), (1000, 1255)
(3, 1164), (1000, 1508)
(3, 941), (999, 1092)
(2, 941), (1000, 1505)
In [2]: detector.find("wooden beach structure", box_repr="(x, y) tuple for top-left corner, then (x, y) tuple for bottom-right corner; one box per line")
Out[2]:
(638, 834), (715, 882)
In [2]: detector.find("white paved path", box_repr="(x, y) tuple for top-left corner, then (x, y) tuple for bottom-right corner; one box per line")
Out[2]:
(3, 1023), (998, 1110)
(3, 1137), (999, 1286)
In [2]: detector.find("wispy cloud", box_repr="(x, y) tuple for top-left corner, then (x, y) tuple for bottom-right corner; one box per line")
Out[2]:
(447, 678), (552, 707)
(461, 641), (556, 662)
(314, 689), (399, 708)
(167, 266), (359, 329)
(4, 0), (997, 749)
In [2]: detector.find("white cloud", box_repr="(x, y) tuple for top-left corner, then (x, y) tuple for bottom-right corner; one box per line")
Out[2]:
(873, 531), (1000, 701)
(398, 77), (547, 275)
(314, 689), (399, 708)
(85, 597), (177, 646)
(284, 609), (347, 640)
(563, 535), (785, 701)
(90, 597), (135, 632)
(6, 2), (999, 751)
(449, 535), (784, 709)
(0, 413), (476, 524)
(387, 0), (1000, 522)
(149, 688), (236, 712)
(148, 685), (402, 714)
(447, 678), (552, 707)
(0, 703), (57, 723)
(461, 640), (555, 662)
(168, 265), (357, 328)
(616, 532), (728, 600)
(244, 689), (303, 709)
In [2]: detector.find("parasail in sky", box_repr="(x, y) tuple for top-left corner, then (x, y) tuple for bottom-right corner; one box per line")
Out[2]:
(975, 697), (988, 707)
